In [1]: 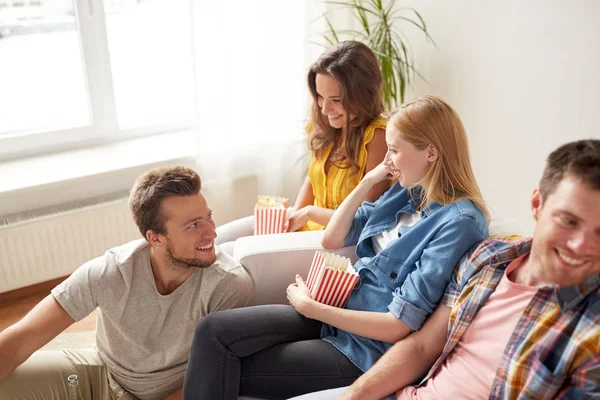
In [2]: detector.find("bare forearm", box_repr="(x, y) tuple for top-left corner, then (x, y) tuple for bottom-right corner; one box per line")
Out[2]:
(308, 302), (410, 343)
(292, 177), (314, 210)
(0, 326), (25, 382)
(365, 179), (391, 203)
(322, 178), (376, 248)
(0, 318), (43, 382)
(0, 295), (74, 383)
(341, 335), (433, 400)
(305, 206), (334, 227)
(340, 304), (452, 400)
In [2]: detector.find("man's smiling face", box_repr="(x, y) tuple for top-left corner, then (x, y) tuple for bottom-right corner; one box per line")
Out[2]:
(160, 193), (217, 269)
(530, 175), (600, 287)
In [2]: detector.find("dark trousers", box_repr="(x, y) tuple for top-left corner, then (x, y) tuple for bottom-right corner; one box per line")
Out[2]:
(183, 305), (362, 400)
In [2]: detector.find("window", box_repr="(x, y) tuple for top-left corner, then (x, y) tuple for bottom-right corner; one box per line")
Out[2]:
(0, 0), (195, 160)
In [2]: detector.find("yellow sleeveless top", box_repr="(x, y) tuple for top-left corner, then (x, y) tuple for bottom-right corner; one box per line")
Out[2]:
(301, 117), (387, 231)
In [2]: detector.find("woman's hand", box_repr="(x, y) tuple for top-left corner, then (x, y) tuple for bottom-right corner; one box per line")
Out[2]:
(363, 161), (394, 185)
(287, 207), (312, 232)
(286, 275), (316, 318)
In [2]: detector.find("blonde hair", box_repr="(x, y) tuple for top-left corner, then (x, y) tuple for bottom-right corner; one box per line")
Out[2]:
(388, 95), (490, 221)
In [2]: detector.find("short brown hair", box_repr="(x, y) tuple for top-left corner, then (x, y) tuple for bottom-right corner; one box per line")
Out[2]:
(129, 166), (201, 238)
(539, 139), (600, 200)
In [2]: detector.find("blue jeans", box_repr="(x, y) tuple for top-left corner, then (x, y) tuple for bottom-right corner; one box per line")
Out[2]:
(183, 305), (362, 400)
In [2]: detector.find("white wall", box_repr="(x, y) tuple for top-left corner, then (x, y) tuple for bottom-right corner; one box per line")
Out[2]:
(199, 1), (600, 232)
(192, 0), (328, 225)
(375, 1), (600, 234)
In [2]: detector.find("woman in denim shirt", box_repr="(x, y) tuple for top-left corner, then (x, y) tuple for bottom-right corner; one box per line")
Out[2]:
(183, 96), (490, 400)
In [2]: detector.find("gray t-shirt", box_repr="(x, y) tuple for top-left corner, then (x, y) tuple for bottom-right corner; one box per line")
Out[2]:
(51, 239), (254, 400)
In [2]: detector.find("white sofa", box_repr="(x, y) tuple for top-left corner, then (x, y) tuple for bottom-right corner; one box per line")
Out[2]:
(232, 207), (525, 400)
(233, 206), (525, 308)
(234, 231), (358, 306)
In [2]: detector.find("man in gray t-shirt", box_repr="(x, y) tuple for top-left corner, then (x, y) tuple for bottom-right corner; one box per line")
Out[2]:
(0, 166), (254, 400)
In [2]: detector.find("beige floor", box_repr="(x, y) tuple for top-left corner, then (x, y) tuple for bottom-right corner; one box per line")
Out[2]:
(0, 291), (96, 333)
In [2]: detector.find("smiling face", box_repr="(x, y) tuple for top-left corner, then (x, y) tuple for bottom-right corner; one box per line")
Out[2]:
(529, 175), (600, 287)
(384, 124), (436, 187)
(158, 193), (217, 269)
(315, 73), (355, 129)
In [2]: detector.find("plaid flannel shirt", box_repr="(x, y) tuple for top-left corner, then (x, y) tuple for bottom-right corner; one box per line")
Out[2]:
(421, 235), (600, 399)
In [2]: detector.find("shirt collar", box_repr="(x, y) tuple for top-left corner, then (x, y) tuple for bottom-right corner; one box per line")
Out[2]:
(401, 186), (443, 217)
(422, 201), (443, 217)
(555, 273), (600, 310)
(491, 237), (600, 310)
(489, 237), (533, 265)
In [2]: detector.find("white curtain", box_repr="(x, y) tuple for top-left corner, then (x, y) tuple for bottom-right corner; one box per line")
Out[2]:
(191, 0), (327, 225)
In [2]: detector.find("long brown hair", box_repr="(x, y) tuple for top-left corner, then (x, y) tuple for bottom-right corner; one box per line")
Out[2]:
(389, 96), (490, 220)
(307, 41), (383, 175)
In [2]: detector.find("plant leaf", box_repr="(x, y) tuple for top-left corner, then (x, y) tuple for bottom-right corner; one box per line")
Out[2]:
(389, 14), (436, 46)
(324, 0), (379, 17)
(406, 8), (438, 48)
(323, 15), (340, 43)
(315, 0), (434, 108)
(308, 40), (331, 49)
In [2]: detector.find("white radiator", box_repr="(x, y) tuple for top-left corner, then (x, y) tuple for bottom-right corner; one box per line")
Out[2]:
(0, 198), (141, 294)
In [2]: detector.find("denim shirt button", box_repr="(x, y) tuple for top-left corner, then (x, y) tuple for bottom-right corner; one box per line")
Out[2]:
(390, 272), (397, 279)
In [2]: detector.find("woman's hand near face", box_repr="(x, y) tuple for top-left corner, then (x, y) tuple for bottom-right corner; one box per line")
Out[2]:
(322, 160), (392, 249)
(364, 161), (394, 186)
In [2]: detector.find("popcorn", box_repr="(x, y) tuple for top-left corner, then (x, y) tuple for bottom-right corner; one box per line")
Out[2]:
(254, 195), (289, 235)
(306, 250), (359, 308)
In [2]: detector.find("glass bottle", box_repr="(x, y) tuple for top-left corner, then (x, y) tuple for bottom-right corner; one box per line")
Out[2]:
(67, 374), (80, 400)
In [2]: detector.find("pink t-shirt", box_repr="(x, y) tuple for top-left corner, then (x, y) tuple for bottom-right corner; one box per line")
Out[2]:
(397, 255), (537, 400)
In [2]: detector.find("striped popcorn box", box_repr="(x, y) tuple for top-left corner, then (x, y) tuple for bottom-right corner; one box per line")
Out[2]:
(254, 195), (289, 235)
(306, 250), (359, 308)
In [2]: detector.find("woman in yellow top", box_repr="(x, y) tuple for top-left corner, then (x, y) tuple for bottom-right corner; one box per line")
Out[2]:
(216, 41), (390, 244)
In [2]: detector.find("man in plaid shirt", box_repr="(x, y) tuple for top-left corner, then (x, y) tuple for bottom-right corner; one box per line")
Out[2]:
(295, 139), (600, 400)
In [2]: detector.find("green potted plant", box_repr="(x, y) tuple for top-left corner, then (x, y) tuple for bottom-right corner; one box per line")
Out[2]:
(320, 0), (434, 110)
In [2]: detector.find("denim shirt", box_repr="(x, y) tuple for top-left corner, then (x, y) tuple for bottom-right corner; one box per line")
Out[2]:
(321, 183), (489, 372)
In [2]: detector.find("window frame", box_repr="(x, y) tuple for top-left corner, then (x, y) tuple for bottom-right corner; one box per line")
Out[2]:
(0, 0), (195, 161)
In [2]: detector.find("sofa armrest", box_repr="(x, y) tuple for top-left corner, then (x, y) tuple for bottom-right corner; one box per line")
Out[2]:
(233, 231), (358, 306)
